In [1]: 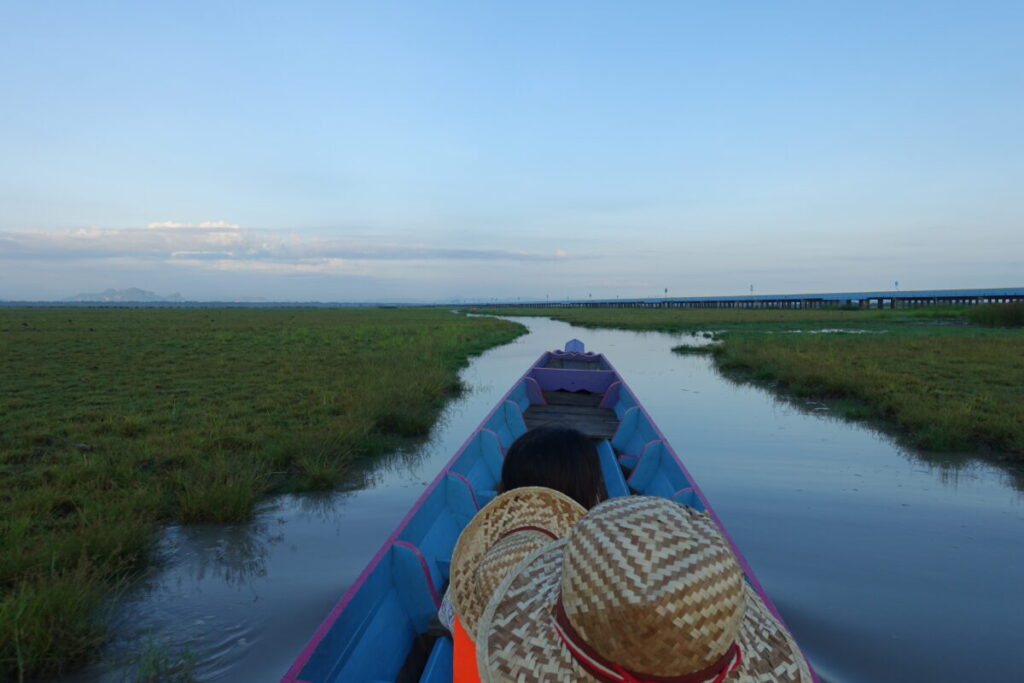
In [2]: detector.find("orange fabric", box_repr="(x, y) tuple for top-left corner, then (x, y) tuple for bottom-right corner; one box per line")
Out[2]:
(452, 615), (481, 682)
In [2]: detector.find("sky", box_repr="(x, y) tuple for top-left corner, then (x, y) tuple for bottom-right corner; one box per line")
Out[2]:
(1, 1), (1022, 302)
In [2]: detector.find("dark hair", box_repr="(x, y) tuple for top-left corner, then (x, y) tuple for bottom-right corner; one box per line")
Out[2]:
(500, 426), (607, 509)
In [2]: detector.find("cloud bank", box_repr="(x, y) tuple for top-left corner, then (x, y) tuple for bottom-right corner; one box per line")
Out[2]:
(0, 222), (569, 275)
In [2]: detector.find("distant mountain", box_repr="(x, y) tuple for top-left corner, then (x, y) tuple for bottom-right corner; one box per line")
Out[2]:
(64, 287), (185, 302)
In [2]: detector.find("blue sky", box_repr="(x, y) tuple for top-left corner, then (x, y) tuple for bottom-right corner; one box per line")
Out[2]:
(1, 1), (1021, 301)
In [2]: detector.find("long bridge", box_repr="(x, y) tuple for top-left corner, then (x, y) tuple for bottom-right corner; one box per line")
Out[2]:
(470, 287), (1024, 310)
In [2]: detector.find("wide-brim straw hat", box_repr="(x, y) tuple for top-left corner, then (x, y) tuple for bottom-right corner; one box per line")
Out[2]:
(450, 486), (586, 638)
(477, 496), (813, 682)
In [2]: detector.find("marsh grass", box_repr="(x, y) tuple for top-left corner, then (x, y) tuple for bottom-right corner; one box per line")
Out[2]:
(0, 560), (112, 681)
(967, 302), (1024, 327)
(487, 304), (976, 333)
(130, 637), (198, 682)
(490, 306), (1024, 457)
(670, 343), (716, 355)
(0, 307), (523, 680)
(713, 333), (1024, 454)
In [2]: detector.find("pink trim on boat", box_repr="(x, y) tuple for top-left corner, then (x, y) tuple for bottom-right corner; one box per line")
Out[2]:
(447, 472), (480, 511)
(478, 427), (506, 455)
(523, 377), (547, 405)
(624, 439), (664, 482)
(598, 381), (621, 409)
(393, 541), (442, 609)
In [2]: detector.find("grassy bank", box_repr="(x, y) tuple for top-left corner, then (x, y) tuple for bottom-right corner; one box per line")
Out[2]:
(0, 307), (524, 680)
(485, 304), (976, 333)
(487, 305), (1024, 457)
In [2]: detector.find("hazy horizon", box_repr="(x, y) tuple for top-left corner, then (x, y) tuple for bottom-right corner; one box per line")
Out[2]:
(2, 2), (1022, 301)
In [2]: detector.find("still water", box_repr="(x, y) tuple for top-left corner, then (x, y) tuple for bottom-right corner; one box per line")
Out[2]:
(67, 316), (1024, 682)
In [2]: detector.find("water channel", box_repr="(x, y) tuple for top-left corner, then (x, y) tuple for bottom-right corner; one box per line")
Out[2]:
(66, 315), (1024, 682)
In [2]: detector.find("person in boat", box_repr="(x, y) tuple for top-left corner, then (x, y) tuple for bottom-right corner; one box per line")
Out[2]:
(444, 426), (608, 681)
(497, 425), (608, 509)
(475, 495), (813, 683)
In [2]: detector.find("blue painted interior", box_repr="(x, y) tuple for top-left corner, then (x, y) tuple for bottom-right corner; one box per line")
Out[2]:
(672, 488), (703, 510)
(611, 407), (659, 462)
(481, 400), (527, 449)
(596, 440), (629, 498)
(396, 481), (474, 589)
(447, 430), (502, 508)
(299, 555), (417, 682)
(609, 384), (638, 419)
(627, 441), (691, 499)
(419, 638), (453, 683)
(506, 379), (536, 412)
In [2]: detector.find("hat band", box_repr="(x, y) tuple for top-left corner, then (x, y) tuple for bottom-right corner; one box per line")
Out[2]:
(497, 525), (558, 541)
(553, 594), (742, 683)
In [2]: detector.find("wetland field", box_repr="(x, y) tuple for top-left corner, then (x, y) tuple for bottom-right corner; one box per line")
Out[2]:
(0, 307), (524, 680)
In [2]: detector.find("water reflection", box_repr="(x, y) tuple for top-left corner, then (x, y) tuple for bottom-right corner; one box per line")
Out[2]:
(713, 358), (1024, 494)
(169, 524), (279, 586)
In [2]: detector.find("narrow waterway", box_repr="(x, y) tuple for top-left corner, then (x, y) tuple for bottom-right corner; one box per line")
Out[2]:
(67, 316), (1024, 682)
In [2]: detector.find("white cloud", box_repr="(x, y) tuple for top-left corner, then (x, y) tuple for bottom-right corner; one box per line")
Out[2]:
(147, 220), (241, 229)
(171, 257), (356, 275)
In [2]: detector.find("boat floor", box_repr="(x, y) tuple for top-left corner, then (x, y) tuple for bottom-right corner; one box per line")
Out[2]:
(525, 391), (618, 439)
(541, 390), (603, 407)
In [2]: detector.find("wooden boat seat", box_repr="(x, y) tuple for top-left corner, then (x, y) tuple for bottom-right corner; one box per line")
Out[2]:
(523, 402), (619, 440)
(544, 357), (603, 370)
(542, 389), (602, 407)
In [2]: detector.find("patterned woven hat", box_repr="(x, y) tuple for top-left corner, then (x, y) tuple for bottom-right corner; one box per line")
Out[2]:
(477, 496), (813, 682)
(450, 486), (586, 638)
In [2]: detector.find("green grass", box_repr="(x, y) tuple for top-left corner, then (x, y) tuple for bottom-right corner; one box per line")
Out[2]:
(967, 302), (1024, 327)
(0, 307), (524, 681)
(487, 304), (977, 333)
(129, 637), (197, 682)
(488, 305), (1024, 457)
(712, 333), (1024, 454)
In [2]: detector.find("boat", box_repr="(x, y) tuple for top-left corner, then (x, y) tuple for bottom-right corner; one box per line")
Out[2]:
(282, 339), (817, 682)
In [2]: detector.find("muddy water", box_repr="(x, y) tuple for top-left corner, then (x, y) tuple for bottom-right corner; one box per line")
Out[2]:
(67, 316), (1024, 682)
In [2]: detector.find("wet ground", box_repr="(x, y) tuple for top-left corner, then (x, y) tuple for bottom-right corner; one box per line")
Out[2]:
(65, 316), (1024, 682)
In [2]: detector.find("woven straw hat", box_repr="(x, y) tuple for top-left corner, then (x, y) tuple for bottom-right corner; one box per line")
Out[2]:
(477, 496), (812, 683)
(450, 486), (586, 638)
